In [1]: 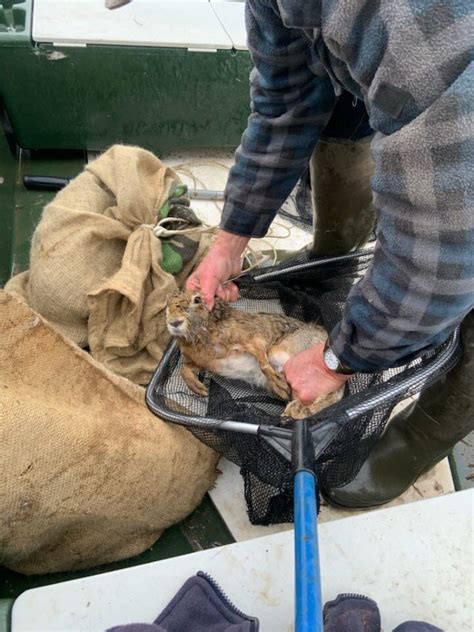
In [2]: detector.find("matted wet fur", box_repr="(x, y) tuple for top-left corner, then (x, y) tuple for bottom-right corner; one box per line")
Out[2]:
(166, 291), (344, 420)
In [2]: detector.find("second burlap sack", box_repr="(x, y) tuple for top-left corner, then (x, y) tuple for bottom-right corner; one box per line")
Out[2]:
(5, 145), (207, 384)
(0, 292), (218, 575)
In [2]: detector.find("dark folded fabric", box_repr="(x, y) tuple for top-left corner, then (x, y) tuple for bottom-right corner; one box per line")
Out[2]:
(323, 593), (381, 632)
(106, 581), (444, 632)
(108, 626), (162, 632)
(107, 572), (258, 632)
(322, 594), (444, 632)
(393, 623), (444, 632)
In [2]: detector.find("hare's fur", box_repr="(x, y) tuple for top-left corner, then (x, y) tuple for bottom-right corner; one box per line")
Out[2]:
(166, 291), (343, 419)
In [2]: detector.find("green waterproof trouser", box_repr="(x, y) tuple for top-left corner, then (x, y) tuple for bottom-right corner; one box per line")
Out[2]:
(309, 136), (375, 256)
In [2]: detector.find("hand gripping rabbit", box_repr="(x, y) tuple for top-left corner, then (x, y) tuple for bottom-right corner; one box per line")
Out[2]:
(166, 291), (344, 420)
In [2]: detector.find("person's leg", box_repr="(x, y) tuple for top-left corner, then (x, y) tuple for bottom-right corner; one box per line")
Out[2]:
(323, 310), (474, 508)
(310, 92), (375, 256)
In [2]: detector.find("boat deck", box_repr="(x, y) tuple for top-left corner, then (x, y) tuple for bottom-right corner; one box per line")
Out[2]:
(0, 136), (472, 631)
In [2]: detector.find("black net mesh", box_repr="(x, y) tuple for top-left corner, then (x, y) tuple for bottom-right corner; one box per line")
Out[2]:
(147, 250), (461, 525)
(278, 171), (313, 231)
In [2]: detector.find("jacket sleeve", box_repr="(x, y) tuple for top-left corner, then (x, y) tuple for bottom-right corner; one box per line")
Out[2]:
(328, 1), (474, 371)
(221, 0), (336, 237)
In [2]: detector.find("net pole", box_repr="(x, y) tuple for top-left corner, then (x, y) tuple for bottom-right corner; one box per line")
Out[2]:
(293, 420), (324, 632)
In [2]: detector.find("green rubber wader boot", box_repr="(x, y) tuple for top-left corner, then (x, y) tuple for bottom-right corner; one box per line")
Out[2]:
(323, 310), (474, 509)
(310, 137), (376, 256)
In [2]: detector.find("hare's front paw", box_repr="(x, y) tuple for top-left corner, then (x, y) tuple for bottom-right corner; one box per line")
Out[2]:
(282, 389), (344, 421)
(181, 366), (209, 397)
(267, 371), (291, 401)
(188, 380), (209, 398)
(281, 399), (306, 421)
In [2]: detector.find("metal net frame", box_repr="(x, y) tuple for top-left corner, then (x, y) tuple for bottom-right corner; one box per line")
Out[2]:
(146, 250), (461, 525)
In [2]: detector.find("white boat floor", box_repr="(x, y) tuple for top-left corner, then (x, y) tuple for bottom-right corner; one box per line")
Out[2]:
(160, 148), (313, 254)
(12, 490), (473, 632)
(209, 457), (455, 541)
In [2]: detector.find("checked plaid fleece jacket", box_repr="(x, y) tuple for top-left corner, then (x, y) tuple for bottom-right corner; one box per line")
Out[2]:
(221, 0), (474, 372)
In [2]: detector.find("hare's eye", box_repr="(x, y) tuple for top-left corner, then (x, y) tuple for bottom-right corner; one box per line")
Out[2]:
(192, 296), (202, 305)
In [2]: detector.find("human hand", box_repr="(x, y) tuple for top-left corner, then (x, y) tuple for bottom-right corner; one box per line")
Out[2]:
(186, 230), (249, 309)
(283, 342), (350, 405)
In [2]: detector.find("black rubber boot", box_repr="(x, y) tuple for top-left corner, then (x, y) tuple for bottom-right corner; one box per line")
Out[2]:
(323, 310), (474, 509)
(310, 137), (375, 256)
(393, 622), (444, 632)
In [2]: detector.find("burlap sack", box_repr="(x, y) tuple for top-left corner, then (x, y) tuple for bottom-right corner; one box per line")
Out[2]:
(4, 144), (208, 384)
(0, 292), (218, 575)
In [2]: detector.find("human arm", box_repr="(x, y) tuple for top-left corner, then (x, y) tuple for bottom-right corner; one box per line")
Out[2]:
(221, 0), (336, 238)
(187, 0), (336, 305)
(286, 2), (474, 402)
(328, 2), (474, 372)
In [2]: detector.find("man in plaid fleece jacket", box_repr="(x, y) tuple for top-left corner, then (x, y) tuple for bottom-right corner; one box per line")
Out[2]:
(187, 0), (474, 506)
